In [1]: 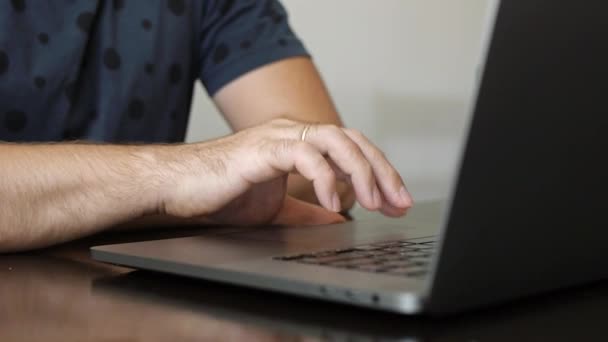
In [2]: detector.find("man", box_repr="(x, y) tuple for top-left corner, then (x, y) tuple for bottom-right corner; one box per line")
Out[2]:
(0, 0), (412, 252)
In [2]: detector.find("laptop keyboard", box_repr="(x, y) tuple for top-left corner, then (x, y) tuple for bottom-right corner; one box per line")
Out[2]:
(274, 236), (437, 278)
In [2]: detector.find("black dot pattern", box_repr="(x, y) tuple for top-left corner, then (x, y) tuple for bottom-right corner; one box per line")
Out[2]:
(0, 51), (8, 76)
(262, 1), (284, 23)
(34, 76), (46, 89)
(38, 33), (49, 44)
(10, 0), (25, 12)
(145, 63), (155, 75)
(103, 48), (121, 70)
(112, 0), (124, 11)
(240, 40), (251, 50)
(169, 63), (182, 84)
(168, 0), (185, 16)
(4, 110), (27, 132)
(213, 43), (230, 64)
(219, 0), (235, 16)
(170, 110), (178, 120)
(278, 38), (287, 47)
(128, 99), (144, 120)
(142, 19), (152, 31)
(77, 12), (94, 33)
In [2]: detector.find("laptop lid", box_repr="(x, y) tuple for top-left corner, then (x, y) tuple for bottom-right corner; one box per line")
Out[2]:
(426, 0), (608, 313)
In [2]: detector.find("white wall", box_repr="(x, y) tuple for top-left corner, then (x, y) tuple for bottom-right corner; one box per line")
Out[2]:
(186, 0), (493, 202)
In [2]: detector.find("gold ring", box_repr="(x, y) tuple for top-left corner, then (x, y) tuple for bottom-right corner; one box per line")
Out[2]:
(300, 124), (312, 142)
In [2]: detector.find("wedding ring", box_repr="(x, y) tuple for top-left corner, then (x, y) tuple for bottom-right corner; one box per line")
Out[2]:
(300, 124), (312, 142)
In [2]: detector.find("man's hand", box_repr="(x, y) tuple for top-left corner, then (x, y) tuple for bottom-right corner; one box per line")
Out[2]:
(156, 118), (412, 225)
(0, 119), (410, 252)
(213, 57), (358, 211)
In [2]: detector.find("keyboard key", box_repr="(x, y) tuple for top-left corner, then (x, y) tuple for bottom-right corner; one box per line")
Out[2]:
(334, 248), (357, 254)
(412, 244), (434, 250)
(370, 241), (402, 247)
(407, 251), (430, 256)
(326, 260), (360, 268)
(398, 241), (418, 246)
(297, 257), (323, 264)
(380, 260), (418, 269)
(309, 253), (363, 264)
(354, 264), (388, 272)
(386, 246), (419, 253)
(381, 254), (406, 262)
(314, 251), (340, 257)
(339, 258), (377, 267)
(353, 245), (383, 251)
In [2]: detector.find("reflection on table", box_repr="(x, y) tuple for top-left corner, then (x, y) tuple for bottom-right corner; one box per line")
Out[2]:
(1, 250), (607, 341)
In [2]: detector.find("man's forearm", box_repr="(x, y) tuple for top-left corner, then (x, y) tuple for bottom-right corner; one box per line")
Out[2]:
(0, 143), (159, 252)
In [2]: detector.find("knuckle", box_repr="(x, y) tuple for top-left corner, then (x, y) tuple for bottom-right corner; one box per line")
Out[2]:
(342, 145), (360, 162)
(369, 146), (387, 161)
(323, 124), (343, 137)
(268, 139), (293, 160)
(342, 142), (364, 162)
(344, 127), (364, 140)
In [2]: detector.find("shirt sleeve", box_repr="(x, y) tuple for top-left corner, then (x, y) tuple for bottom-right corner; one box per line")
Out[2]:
(198, 0), (310, 96)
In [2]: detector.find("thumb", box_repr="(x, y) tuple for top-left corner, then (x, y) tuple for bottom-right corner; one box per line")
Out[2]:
(272, 196), (347, 226)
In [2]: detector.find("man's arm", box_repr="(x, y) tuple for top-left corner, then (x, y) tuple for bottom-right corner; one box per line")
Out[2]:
(213, 57), (356, 210)
(0, 143), (160, 251)
(1, 119), (410, 252)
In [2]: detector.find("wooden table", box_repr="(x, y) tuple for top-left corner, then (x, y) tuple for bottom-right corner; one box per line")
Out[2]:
(1, 221), (607, 341)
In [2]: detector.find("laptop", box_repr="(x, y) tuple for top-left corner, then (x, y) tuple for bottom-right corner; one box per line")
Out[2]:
(91, 0), (608, 315)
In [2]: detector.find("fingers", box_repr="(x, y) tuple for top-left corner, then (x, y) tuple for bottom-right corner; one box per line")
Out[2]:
(342, 128), (413, 209)
(303, 124), (411, 211)
(264, 140), (341, 212)
(255, 118), (412, 216)
(378, 193), (409, 217)
(304, 125), (381, 210)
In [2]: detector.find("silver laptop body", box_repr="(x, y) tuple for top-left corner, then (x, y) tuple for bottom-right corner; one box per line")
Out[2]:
(92, 0), (608, 314)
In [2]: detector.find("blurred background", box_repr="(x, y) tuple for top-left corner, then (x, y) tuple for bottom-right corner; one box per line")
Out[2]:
(187, 0), (494, 204)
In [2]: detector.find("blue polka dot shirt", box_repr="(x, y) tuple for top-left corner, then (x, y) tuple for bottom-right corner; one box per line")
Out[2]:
(0, 0), (309, 143)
